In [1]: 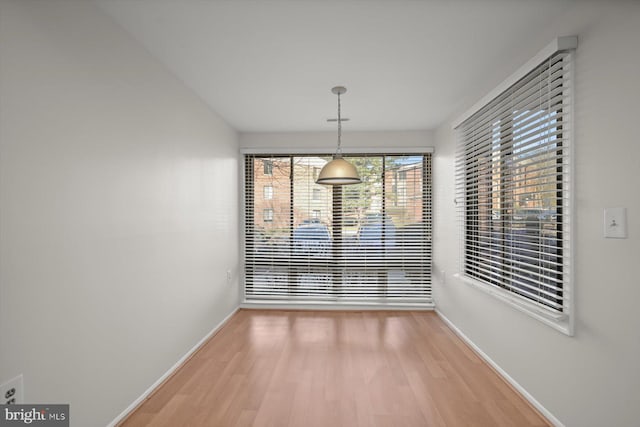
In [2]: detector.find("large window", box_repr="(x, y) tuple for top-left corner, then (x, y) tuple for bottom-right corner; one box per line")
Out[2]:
(455, 50), (573, 332)
(244, 153), (432, 304)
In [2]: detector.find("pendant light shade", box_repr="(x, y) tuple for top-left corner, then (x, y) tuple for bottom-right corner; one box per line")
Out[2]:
(316, 86), (361, 186)
(316, 158), (362, 185)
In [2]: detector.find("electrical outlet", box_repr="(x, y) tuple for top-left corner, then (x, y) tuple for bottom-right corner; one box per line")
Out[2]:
(1, 375), (23, 405)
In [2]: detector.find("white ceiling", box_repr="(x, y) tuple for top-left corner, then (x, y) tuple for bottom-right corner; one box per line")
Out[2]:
(97, 0), (577, 132)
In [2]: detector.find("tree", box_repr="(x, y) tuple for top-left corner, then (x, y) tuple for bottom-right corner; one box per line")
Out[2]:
(341, 156), (384, 220)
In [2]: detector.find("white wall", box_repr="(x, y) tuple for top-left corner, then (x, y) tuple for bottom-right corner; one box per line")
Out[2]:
(240, 130), (433, 151)
(432, 2), (640, 426)
(0, 1), (240, 425)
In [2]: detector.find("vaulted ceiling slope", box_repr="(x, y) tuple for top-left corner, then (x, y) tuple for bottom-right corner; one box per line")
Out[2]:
(97, 0), (579, 132)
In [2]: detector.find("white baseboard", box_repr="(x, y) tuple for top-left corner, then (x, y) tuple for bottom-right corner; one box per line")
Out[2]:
(106, 307), (240, 427)
(435, 309), (565, 427)
(241, 300), (434, 311)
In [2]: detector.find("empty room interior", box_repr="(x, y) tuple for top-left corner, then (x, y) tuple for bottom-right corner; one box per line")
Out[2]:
(1, 0), (639, 426)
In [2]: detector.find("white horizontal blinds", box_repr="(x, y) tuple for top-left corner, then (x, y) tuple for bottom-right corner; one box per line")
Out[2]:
(455, 52), (572, 314)
(244, 155), (293, 298)
(244, 153), (432, 303)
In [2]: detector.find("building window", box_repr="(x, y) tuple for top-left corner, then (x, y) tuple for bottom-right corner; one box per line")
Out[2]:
(398, 188), (407, 207)
(398, 170), (407, 181)
(263, 160), (273, 175)
(263, 208), (273, 223)
(455, 47), (573, 334)
(244, 153), (432, 304)
(264, 185), (273, 200)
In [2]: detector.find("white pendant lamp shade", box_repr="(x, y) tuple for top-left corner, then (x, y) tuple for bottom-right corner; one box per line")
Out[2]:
(316, 158), (361, 185)
(316, 86), (361, 186)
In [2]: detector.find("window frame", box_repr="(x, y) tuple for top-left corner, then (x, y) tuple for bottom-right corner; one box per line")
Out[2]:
(453, 38), (576, 335)
(241, 147), (435, 308)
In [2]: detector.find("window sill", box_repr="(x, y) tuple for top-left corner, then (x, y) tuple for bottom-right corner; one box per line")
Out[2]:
(454, 273), (573, 336)
(241, 299), (435, 311)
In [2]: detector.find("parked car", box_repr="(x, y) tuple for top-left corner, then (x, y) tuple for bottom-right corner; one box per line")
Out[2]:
(293, 223), (331, 256)
(539, 210), (557, 221)
(357, 216), (396, 248)
(513, 208), (548, 222)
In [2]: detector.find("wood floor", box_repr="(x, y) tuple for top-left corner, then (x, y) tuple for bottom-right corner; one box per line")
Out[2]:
(120, 310), (550, 427)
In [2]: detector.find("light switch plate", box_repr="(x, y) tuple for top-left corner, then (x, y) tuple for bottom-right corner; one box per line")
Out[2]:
(604, 207), (627, 239)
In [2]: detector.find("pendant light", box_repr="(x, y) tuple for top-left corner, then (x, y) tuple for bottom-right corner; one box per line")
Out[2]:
(316, 86), (362, 185)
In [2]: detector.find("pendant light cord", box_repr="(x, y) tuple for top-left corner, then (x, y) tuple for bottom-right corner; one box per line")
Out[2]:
(336, 91), (342, 157)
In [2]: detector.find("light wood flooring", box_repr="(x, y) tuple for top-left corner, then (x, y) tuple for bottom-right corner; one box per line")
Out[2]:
(120, 309), (550, 427)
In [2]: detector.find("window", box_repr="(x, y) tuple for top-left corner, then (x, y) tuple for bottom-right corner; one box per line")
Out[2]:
(455, 48), (573, 333)
(244, 153), (432, 304)
(263, 208), (273, 223)
(398, 187), (407, 207)
(264, 185), (273, 200)
(263, 160), (273, 175)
